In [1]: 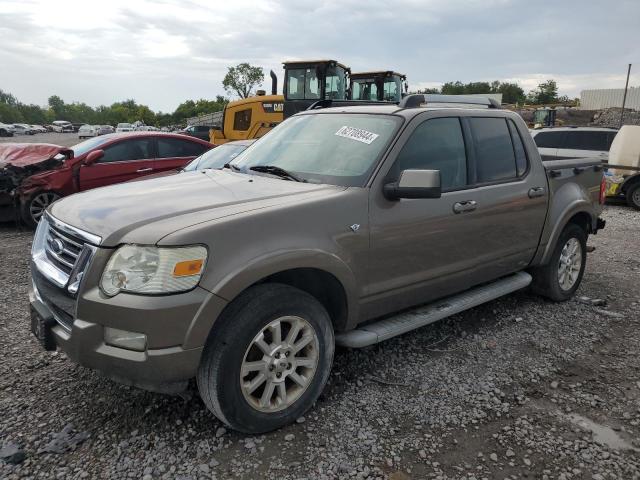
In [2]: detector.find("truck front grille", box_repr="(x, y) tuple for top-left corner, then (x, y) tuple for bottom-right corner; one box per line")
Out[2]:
(45, 223), (84, 275)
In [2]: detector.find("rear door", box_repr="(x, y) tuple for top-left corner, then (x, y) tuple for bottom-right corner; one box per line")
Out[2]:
(532, 130), (565, 160)
(464, 116), (548, 278)
(558, 130), (609, 160)
(78, 137), (155, 191)
(153, 136), (210, 172)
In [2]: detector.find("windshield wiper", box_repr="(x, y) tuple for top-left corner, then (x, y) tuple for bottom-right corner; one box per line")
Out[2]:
(223, 163), (242, 171)
(249, 165), (305, 182)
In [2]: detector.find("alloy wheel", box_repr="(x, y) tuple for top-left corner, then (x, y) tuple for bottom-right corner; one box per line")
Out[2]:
(557, 237), (582, 291)
(240, 316), (319, 413)
(30, 192), (60, 224)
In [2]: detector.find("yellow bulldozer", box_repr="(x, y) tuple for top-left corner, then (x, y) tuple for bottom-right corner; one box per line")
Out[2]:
(209, 60), (407, 144)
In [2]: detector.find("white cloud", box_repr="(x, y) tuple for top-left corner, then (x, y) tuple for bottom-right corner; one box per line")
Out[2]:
(0, 0), (638, 111)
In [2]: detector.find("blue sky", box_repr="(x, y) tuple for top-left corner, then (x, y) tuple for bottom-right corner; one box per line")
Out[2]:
(1, 0), (638, 111)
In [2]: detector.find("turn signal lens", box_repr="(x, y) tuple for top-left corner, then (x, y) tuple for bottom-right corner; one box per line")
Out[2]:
(173, 259), (204, 277)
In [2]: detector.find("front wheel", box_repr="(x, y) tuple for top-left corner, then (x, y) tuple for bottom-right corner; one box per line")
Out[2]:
(21, 191), (61, 229)
(626, 183), (640, 211)
(531, 223), (587, 301)
(197, 284), (334, 433)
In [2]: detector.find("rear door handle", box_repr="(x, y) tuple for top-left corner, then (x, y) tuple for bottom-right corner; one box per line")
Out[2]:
(136, 168), (153, 173)
(453, 200), (477, 214)
(528, 186), (546, 198)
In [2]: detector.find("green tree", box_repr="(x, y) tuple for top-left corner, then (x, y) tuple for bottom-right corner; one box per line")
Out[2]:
(494, 82), (525, 104)
(527, 79), (559, 105)
(222, 63), (264, 98)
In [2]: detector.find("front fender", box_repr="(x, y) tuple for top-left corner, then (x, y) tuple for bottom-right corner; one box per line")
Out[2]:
(204, 248), (359, 326)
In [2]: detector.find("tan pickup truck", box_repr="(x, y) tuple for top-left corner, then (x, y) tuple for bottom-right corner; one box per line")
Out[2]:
(30, 95), (606, 433)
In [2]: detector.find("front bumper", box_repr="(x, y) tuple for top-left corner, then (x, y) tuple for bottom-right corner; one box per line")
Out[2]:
(29, 213), (229, 394)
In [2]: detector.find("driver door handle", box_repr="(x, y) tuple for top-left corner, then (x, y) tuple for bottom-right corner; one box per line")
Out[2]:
(453, 200), (477, 214)
(136, 168), (153, 173)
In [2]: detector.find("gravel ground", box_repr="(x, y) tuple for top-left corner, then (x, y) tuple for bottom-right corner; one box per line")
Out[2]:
(0, 132), (83, 147)
(1, 205), (639, 480)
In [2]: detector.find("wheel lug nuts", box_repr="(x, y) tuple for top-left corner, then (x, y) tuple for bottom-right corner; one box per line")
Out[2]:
(276, 372), (281, 378)
(285, 351), (290, 357)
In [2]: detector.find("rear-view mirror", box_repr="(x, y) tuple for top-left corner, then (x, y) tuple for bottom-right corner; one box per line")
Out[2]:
(84, 149), (104, 166)
(384, 169), (442, 200)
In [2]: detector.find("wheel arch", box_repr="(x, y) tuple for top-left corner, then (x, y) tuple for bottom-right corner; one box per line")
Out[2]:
(206, 250), (359, 333)
(539, 202), (595, 266)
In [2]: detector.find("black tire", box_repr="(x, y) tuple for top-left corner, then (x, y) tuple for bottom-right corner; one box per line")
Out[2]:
(626, 183), (640, 211)
(197, 283), (334, 433)
(531, 223), (587, 302)
(20, 191), (61, 229)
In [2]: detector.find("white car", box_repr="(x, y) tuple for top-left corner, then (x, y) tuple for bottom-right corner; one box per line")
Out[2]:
(531, 127), (618, 161)
(0, 122), (15, 137)
(12, 124), (35, 135)
(78, 124), (99, 139)
(51, 120), (74, 133)
(116, 122), (134, 132)
(30, 124), (48, 133)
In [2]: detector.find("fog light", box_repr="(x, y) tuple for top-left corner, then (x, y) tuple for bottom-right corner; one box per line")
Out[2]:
(104, 327), (147, 351)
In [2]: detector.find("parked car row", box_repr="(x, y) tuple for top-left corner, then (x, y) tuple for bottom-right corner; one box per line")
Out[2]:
(78, 124), (116, 138)
(0, 123), (49, 136)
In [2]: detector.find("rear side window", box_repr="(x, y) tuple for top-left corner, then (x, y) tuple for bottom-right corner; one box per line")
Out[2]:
(100, 139), (153, 163)
(470, 118), (517, 183)
(533, 131), (565, 149)
(563, 131), (608, 151)
(233, 109), (252, 131)
(157, 138), (208, 158)
(507, 119), (528, 176)
(389, 117), (467, 190)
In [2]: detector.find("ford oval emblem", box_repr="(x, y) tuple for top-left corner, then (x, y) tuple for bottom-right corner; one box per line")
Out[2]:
(50, 238), (65, 255)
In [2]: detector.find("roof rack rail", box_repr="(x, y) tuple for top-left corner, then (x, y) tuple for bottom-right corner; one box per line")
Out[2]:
(307, 99), (333, 110)
(398, 94), (501, 109)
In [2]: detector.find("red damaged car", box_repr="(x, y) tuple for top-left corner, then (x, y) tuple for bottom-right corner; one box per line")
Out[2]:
(0, 132), (213, 227)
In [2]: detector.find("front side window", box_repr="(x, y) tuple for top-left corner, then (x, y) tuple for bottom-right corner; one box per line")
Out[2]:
(382, 78), (401, 102)
(286, 68), (320, 100)
(471, 118), (517, 183)
(157, 138), (208, 158)
(233, 113), (402, 187)
(388, 117), (467, 190)
(233, 109), (252, 131)
(100, 138), (153, 163)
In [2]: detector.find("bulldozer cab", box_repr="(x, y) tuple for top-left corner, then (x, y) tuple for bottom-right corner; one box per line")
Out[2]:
(210, 92), (284, 144)
(533, 107), (557, 128)
(283, 60), (350, 117)
(350, 71), (407, 102)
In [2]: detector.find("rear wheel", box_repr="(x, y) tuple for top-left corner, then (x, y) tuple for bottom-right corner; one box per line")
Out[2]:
(531, 223), (587, 301)
(21, 191), (61, 229)
(197, 283), (334, 433)
(626, 183), (640, 210)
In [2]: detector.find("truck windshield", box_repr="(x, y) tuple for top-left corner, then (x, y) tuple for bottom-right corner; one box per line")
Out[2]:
(232, 114), (401, 187)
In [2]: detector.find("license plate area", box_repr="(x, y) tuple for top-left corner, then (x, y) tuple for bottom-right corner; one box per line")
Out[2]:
(30, 306), (57, 351)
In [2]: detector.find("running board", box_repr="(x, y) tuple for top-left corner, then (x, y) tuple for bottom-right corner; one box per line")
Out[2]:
(335, 272), (532, 348)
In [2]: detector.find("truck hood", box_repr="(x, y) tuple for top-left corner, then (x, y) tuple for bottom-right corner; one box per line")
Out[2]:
(49, 169), (342, 246)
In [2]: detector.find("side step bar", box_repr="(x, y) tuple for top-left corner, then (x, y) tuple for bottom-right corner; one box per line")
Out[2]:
(335, 272), (532, 348)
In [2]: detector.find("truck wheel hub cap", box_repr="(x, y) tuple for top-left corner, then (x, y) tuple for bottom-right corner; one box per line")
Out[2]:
(240, 315), (319, 412)
(557, 238), (582, 291)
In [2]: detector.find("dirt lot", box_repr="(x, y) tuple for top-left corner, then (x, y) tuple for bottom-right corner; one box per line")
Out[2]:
(1, 205), (639, 480)
(0, 132), (83, 147)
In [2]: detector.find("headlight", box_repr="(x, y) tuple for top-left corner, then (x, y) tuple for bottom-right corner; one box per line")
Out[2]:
(100, 245), (207, 296)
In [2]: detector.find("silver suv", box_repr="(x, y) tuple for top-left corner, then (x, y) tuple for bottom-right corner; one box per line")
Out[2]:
(531, 126), (617, 161)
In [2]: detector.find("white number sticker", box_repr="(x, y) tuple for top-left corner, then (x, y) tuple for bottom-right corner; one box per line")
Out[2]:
(335, 126), (379, 145)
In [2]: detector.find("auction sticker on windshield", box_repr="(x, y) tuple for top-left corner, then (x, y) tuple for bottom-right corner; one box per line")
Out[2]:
(335, 126), (379, 145)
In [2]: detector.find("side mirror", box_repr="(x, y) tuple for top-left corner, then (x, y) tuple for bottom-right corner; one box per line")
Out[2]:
(384, 169), (442, 200)
(84, 149), (104, 166)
